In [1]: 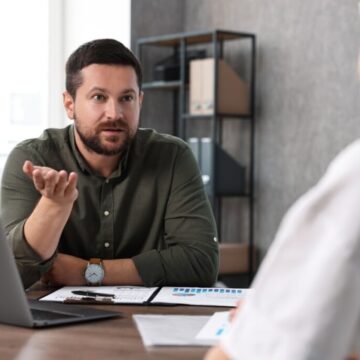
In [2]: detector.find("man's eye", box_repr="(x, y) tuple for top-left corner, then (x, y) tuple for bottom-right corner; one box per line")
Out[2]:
(93, 94), (106, 101)
(121, 95), (134, 102)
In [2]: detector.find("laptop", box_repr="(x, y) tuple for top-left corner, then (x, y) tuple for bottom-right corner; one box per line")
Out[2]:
(0, 221), (120, 328)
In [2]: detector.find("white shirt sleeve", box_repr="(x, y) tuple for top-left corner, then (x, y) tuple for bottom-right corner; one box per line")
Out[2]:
(221, 140), (360, 360)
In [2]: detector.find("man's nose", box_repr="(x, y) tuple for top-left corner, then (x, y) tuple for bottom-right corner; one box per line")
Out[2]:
(105, 99), (123, 120)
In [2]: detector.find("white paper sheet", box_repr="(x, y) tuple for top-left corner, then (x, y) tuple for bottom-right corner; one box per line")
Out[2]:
(133, 314), (214, 346)
(196, 311), (231, 341)
(40, 285), (159, 304)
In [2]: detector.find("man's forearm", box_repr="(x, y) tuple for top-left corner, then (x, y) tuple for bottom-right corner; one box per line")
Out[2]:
(44, 255), (144, 286)
(22, 162), (78, 261)
(102, 258), (143, 285)
(24, 196), (74, 260)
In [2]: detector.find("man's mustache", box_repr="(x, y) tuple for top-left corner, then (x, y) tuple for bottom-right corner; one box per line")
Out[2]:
(98, 120), (129, 131)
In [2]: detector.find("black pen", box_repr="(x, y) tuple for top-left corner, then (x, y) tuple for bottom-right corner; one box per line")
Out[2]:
(71, 290), (115, 298)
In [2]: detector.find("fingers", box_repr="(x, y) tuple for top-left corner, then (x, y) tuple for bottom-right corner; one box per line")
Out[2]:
(64, 172), (78, 197)
(228, 299), (244, 323)
(53, 170), (68, 194)
(40, 273), (54, 287)
(23, 161), (78, 201)
(38, 169), (60, 196)
(235, 299), (244, 309)
(43, 170), (75, 198)
(22, 160), (34, 178)
(228, 308), (237, 322)
(32, 169), (46, 192)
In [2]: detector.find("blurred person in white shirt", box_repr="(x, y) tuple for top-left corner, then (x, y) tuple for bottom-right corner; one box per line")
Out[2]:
(205, 9), (360, 360)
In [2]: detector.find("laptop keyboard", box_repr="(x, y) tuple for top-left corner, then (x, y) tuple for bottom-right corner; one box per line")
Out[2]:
(31, 308), (79, 321)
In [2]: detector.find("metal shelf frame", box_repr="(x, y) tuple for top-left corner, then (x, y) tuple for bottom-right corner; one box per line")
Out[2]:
(136, 29), (256, 283)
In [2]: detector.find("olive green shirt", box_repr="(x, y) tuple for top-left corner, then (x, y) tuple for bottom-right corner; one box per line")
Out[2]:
(1, 126), (218, 289)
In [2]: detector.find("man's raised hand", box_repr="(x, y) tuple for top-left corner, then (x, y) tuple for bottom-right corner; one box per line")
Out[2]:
(23, 160), (78, 205)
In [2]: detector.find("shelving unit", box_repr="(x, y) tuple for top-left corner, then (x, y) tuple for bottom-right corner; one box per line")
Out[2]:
(136, 29), (256, 284)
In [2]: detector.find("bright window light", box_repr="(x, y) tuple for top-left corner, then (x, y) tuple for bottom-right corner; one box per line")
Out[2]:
(0, 0), (49, 175)
(0, 0), (131, 181)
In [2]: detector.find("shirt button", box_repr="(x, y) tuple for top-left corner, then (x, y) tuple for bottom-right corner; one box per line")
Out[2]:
(105, 179), (109, 184)
(104, 242), (110, 248)
(213, 237), (218, 242)
(104, 210), (110, 216)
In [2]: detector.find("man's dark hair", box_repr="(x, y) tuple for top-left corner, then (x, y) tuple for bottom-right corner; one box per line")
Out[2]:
(65, 38), (142, 98)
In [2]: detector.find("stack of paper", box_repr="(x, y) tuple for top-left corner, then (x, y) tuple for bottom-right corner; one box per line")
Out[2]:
(133, 311), (231, 347)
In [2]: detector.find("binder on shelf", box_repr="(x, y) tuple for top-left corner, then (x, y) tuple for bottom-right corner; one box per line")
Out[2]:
(189, 60), (203, 113)
(214, 141), (246, 196)
(190, 58), (249, 116)
(188, 137), (200, 164)
(200, 138), (213, 196)
(188, 137), (246, 196)
(188, 137), (210, 187)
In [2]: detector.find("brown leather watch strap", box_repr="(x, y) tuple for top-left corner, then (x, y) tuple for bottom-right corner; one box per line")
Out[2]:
(89, 258), (102, 265)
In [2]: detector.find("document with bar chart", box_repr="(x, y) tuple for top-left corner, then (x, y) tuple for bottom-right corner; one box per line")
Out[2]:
(151, 287), (250, 307)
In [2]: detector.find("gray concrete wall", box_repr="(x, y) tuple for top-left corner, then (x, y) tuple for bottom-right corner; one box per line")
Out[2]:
(131, 0), (360, 259)
(131, 0), (185, 133)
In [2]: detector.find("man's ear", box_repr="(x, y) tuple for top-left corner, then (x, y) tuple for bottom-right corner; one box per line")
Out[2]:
(63, 91), (75, 119)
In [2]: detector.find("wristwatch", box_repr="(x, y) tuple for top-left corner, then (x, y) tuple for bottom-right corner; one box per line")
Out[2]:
(84, 258), (105, 285)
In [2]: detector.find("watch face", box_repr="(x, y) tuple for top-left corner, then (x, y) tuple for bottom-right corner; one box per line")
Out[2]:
(85, 264), (104, 284)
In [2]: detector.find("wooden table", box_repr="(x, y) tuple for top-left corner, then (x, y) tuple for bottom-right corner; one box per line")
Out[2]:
(0, 286), (226, 360)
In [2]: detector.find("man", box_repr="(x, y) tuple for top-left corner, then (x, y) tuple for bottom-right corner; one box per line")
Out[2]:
(1, 39), (218, 289)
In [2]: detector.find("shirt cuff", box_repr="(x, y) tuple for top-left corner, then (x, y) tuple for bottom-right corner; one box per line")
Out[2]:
(132, 249), (166, 286)
(10, 220), (56, 282)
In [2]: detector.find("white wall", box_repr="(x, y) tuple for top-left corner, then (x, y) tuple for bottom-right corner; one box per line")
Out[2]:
(49, 0), (131, 127)
(53, 0), (132, 126)
(64, 0), (131, 59)
(0, 0), (50, 180)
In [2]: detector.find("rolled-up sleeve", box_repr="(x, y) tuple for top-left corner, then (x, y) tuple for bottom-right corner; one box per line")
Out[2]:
(133, 145), (219, 286)
(1, 146), (55, 288)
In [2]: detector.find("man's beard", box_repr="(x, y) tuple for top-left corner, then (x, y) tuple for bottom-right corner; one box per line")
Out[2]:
(74, 117), (136, 156)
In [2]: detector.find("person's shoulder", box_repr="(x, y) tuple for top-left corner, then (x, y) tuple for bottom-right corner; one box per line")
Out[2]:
(328, 139), (360, 173)
(14, 126), (71, 153)
(337, 138), (360, 159)
(321, 139), (360, 188)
